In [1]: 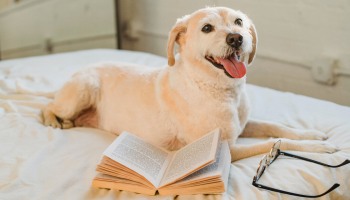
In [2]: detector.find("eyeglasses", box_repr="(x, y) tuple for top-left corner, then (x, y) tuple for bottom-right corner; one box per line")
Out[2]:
(252, 140), (350, 198)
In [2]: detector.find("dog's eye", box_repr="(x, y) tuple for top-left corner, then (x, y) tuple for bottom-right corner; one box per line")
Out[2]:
(235, 18), (243, 26)
(202, 24), (213, 33)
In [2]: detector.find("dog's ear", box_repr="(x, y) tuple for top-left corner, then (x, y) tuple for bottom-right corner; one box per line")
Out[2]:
(248, 22), (258, 65)
(167, 18), (188, 66)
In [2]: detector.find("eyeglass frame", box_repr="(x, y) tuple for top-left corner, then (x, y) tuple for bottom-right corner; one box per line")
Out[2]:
(252, 139), (350, 198)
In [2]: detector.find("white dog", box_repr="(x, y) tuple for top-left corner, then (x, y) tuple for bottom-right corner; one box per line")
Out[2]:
(43, 7), (339, 161)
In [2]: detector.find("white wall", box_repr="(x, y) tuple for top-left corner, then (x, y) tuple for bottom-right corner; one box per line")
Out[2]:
(0, 0), (11, 11)
(119, 0), (350, 106)
(0, 0), (116, 59)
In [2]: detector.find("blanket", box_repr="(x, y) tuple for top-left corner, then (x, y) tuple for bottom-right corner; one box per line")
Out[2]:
(0, 49), (349, 200)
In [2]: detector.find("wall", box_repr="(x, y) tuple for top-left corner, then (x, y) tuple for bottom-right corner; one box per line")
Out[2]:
(119, 0), (350, 106)
(0, 0), (116, 59)
(0, 0), (12, 11)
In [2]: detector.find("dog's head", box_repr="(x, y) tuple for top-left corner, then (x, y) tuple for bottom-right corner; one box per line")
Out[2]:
(167, 7), (257, 80)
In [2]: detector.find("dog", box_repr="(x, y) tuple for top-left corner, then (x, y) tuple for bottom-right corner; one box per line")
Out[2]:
(43, 7), (339, 161)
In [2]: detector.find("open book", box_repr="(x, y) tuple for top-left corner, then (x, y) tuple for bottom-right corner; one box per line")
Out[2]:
(91, 128), (231, 196)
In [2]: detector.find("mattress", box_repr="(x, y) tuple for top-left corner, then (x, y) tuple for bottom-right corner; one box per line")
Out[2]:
(0, 49), (349, 200)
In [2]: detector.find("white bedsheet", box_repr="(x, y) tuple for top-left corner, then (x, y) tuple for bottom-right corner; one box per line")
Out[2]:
(0, 49), (349, 200)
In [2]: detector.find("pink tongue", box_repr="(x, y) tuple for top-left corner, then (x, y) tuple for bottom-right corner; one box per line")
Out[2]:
(218, 54), (246, 78)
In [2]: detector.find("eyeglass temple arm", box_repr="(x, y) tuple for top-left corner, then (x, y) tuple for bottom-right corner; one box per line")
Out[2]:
(279, 151), (350, 168)
(252, 180), (340, 198)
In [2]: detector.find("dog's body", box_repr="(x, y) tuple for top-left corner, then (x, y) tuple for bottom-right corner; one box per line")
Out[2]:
(43, 7), (339, 161)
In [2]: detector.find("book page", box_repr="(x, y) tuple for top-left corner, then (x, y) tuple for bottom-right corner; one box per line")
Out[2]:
(103, 132), (173, 188)
(93, 173), (157, 195)
(169, 141), (229, 186)
(159, 128), (221, 187)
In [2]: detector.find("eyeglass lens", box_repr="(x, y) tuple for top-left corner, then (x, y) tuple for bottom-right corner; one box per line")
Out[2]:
(256, 155), (268, 181)
(268, 140), (281, 165)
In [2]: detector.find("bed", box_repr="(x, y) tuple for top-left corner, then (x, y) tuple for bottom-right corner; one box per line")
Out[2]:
(0, 49), (349, 200)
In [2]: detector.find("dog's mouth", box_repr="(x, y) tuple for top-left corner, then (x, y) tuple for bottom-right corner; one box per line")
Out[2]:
(205, 52), (246, 78)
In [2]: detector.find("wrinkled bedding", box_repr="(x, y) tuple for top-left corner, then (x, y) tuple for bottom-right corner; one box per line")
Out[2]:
(0, 49), (349, 200)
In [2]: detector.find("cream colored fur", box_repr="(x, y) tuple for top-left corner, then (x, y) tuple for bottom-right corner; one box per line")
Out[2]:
(43, 7), (340, 161)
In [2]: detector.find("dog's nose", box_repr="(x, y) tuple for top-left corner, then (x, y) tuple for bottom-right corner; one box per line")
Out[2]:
(226, 33), (243, 48)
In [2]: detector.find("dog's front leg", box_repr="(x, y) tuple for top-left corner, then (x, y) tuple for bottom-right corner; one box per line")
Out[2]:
(240, 119), (328, 141)
(230, 138), (340, 162)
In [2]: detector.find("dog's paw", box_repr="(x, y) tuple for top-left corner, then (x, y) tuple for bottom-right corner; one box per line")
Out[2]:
(297, 130), (328, 141)
(62, 119), (74, 129)
(44, 118), (62, 129)
(300, 140), (340, 154)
